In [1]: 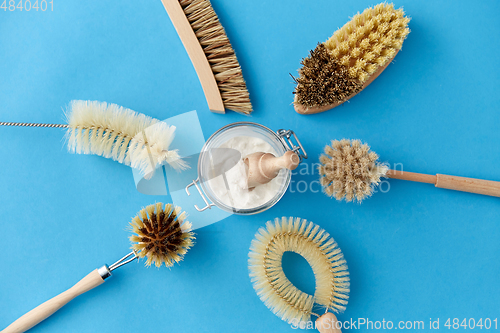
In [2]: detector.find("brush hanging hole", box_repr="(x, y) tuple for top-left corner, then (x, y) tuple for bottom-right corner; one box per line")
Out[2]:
(281, 251), (316, 296)
(248, 217), (350, 325)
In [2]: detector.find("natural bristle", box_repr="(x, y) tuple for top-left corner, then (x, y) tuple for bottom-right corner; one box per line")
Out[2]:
(248, 217), (350, 324)
(318, 139), (388, 202)
(66, 100), (187, 178)
(325, 3), (409, 83)
(294, 44), (362, 108)
(179, 0), (252, 114)
(294, 3), (410, 109)
(129, 203), (194, 268)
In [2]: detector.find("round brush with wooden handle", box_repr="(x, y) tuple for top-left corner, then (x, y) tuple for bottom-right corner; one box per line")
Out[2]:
(2, 203), (194, 333)
(319, 139), (500, 202)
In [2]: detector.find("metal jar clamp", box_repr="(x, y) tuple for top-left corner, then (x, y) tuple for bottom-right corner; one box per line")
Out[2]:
(276, 129), (308, 161)
(185, 177), (216, 212)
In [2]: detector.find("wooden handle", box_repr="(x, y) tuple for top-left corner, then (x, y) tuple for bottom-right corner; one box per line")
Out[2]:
(2, 269), (104, 333)
(160, 0), (225, 113)
(386, 170), (437, 184)
(245, 151), (300, 188)
(436, 174), (500, 197)
(271, 151), (301, 172)
(387, 170), (500, 197)
(316, 312), (342, 333)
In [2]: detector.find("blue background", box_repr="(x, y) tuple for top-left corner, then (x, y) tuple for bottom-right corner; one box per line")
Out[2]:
(1, 0), (499, 332)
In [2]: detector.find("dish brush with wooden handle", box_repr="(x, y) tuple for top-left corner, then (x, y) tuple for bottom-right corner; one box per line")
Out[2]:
(0, 100), (187, 178)
(161, 0), (252, 114)
(319, 139), (500, 202)
(1, 203), (194, 333)
(248, 217), (349, 332)
(293, 3), (410, 115)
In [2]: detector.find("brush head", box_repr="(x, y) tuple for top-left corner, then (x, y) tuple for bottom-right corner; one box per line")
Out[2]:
(129, 203), (194, 268)
(319, 139), (388, 202)
(294, 3), (410, 114)
(248, 217), (350, 324)
(294, 44), (362, 109)
(179, 0), (252, 114)
(66, 100), (187, 178)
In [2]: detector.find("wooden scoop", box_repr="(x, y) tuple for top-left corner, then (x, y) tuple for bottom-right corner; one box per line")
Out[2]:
(244, 151), (300, 189)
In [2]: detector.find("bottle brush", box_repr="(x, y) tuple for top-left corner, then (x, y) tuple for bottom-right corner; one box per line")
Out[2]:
(1, 100), (187, 178)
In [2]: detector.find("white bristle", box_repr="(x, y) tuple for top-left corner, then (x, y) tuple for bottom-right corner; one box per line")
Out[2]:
(248, 217), (350, 325)
(65, 100), (187, 178)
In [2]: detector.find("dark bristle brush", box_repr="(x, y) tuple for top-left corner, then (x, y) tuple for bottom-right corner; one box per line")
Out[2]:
(293, 3), (410, 115)
(2, 203), (194, 333)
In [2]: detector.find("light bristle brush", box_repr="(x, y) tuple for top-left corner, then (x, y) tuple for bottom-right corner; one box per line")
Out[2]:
(161, 0), (252, 114)
(319, 139), (500, 202)
(0, 100), (187, 178)
(248, 217), (349, 333)
(293, 3), (410, 115)
(2, 203), (194, 333)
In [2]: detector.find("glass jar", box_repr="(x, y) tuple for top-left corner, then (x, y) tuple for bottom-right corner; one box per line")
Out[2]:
(186, 122), (307, 215)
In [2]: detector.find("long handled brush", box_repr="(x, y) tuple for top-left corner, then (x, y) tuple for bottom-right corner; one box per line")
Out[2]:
(161, 0), (252, 114)
(319, 139), (500, 202)
(0, 100), (187, 178)
(1, 203), (194, 333)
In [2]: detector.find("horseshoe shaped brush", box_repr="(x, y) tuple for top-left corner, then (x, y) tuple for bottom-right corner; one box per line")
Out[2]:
(319, 139), (500, 202)
(0, 100), (187, 178)
(249, 217), (349, 333)
(2, 203), (194, 333)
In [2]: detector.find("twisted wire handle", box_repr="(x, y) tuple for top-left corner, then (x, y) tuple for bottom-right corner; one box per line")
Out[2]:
(0, 122), (68, 128)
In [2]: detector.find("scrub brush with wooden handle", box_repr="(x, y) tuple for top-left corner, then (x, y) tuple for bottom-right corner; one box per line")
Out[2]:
(161, 0), (252, 114)
(293, 3), (410, 114)
(0, 100), (187, 178)
(2, 203), (194, 333)
(319, 139), (500, 202)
